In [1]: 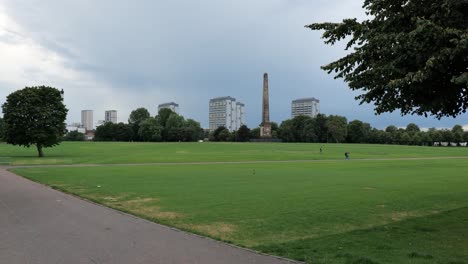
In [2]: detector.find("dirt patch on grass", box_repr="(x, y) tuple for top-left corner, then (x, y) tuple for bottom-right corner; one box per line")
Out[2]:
(91, 195), (182, 220)
(101, 194), (132, 202)
(186, 222), (237, 240)
(390, 210), (441, 221)
(112, 197), (181, 220)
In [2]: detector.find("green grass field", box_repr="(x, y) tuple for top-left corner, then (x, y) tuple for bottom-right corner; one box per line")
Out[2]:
(1, 141), (468, 165)
(5, 142), (468, 263)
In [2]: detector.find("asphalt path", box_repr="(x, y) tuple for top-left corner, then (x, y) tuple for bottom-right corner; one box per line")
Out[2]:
(0, 167), (299, 264)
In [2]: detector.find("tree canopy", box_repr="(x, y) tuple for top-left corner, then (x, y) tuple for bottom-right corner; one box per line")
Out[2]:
(138, 117), (162, 142)
(307, 0), (468, 118)
(1, 86), (68, 157)
(94, 122), (134, 141)
(128, 107), (150, 140)
(64, 130), (85, 141)
(0, 118), (4, 141)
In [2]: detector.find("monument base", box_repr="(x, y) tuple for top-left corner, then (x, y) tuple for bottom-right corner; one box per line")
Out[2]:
(260, 123), (272, 138)
(250, 138), (282, 143)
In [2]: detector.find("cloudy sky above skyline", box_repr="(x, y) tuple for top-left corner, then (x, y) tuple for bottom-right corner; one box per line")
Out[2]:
(0, 0), (466, 130)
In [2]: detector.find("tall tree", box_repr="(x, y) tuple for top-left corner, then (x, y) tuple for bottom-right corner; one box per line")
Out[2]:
(326, 115), (348, 143)
(291, 115), (313, 142)
(347, 120), (371, 143)
(385, 125), (398, 133)
(165, 113), (185, 141)
(114, 123), (134, 141)
(0, 118), (4, 141)
(278, 120), (295, 142)
(313, 114), (328, 142)
(156, 108), (175, 128)
(250, 127), (261, 139)
(463, 131), (468, 142)
(441, 129), (455, 142)
(94, 122), (115, 141)
(406, 123), (421, 134)
(307, 0), (468, 118)
(129, 107), (151, 124)
(212, 126), (227, 141)
(452, 124), (464, 142)
(236, 125), (251, 142)
(64, 131), (85, 141)
(138, 118), (162, 142)
(217, 128), (231, 142)
(183, 119), (203, 141)
(2, 86), (68, 157)
(128, 107), (150, 141)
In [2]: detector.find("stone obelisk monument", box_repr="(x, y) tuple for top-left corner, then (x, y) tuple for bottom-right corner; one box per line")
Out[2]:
(260, 73), (272, 138)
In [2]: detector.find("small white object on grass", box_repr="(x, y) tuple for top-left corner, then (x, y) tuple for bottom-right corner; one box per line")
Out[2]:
(97, 185), (101, 188)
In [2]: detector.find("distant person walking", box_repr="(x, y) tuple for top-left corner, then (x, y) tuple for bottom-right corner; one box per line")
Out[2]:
(320, 146), (323, 154)
(344, 152), (350, 160)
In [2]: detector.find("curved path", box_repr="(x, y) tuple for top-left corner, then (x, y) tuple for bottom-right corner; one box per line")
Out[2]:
(0, 167), (299, 264)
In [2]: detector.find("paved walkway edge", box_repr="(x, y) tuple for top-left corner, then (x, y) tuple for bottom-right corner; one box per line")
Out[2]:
(4, 167), (303, 264)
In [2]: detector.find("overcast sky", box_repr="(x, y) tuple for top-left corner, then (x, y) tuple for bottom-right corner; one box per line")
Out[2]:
(0, 0), (466, 130)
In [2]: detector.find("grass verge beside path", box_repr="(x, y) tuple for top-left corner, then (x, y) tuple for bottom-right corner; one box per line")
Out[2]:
(1, 142), (468, 165)
(12, 159), (468, 263)
(255, 207), (468, 264)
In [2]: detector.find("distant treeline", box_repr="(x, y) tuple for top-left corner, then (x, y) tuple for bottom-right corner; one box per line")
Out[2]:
(63, 108), (204, 142)
(209, 114), (468, 145)
(59, 111), (468, 145)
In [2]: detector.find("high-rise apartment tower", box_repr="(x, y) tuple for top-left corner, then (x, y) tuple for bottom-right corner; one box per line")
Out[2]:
(158, 102), (179, 114)
(209, 96), (245, 131)
(291, 98), (320, 118)
(81, 110), (93, 131)
(105, 110), (117, 123)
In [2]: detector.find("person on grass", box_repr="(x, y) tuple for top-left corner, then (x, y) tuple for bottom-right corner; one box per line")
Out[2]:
(344, 152), (350, 160)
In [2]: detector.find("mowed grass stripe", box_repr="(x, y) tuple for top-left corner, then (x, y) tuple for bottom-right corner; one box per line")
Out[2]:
(13, 158), (468, 263)
(7, 155), (468, 169)
(1, 141), (468, 165)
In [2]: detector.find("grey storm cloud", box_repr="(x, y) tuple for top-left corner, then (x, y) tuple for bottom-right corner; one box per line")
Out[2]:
(0, 0), (466, 129)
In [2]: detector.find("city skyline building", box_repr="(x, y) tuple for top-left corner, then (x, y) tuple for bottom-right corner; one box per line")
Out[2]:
(81, 110), (93, 131)
(105, 110), (117, 123)
(236, 102), (246, 128)
(209, 96), (245, 131)
(158, 102), (179, 114)
(291, 98), (320, 118)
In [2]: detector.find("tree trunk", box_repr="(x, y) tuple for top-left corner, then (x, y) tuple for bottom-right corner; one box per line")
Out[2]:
(37, 144), (44, 158)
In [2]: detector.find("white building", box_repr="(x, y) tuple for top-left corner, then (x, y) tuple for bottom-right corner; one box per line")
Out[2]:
(209, 96), (245, 131)
(158, 102), (179, 114)
(66, 125), (86, 134)
(291, 98), (320, 118)
(105, 110), (117, 123)
(81, 110), (93, 131)
(236, 102), (246, 128)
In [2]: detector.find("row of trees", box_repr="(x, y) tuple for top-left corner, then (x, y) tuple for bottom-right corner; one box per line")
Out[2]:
(61, 110), (468, 145)
(208, 123), (281, 142)
(93, 108), (203, 142)
(274, 114), (468, 145)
